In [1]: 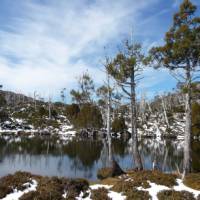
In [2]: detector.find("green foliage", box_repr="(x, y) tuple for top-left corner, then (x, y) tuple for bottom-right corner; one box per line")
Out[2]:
(192, 103), (200, 136)
(111, 117), (127, 133)
(38, 106), (48, 117)
(65, 104), (80, 122)
(0, 95), (6, 107)
(157, 190), (195, 200)
(184, 173), (200, 190)
(70, 72), (95, 105)
(150, 0), (200, 71)
(107, 41), (146, 85)
(75, 104), (103, 129)
(0, 110), (8, 122)
(91, 188), (111, 200)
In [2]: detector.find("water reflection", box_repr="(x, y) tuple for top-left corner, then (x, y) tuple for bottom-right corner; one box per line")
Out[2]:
(0, 136), (199, 180)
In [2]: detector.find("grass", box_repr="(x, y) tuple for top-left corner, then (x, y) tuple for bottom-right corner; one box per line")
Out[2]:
(0, 171), (33, 198)
(0, 171), (89, 200)
(97, 168), (113, 180)
(126, 170), (177, 187)
(91, 188), (111, 200)
(184, 173), (200, 190)
(157, 190), (195, 200)
(1, 170), (200, 200)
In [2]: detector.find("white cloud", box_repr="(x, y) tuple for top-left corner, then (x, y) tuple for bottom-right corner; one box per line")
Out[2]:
(0, 0), (166, 101)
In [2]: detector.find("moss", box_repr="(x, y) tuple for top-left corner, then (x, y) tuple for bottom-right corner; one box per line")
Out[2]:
(184, 173), (200, 190)
(157, 190), (195, 200)
(0, 171), (32, 198)
(91, 187), (111, 200)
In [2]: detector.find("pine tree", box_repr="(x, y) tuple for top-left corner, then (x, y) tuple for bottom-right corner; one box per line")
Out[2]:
(150, 0), (200, 174)
(108, 40), (147, 170)
(70, 72), (95, 105)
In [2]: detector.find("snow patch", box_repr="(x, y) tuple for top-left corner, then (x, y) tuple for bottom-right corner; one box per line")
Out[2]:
(137, 181), (170, 200)
(173, 179), (200, 198)
(1, 179), (37, 200)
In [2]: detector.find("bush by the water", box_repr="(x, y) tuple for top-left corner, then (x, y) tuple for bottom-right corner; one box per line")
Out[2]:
(75, 104), (103, 129)
(192, 103), (200, 137)
(111, 117), (127, 133)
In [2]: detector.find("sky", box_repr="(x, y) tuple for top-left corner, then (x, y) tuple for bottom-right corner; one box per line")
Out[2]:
(0, 0), (199, 102)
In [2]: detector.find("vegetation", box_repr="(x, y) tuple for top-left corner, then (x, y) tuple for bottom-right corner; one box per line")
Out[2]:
(0, 171), (89, 200)
(192, 103), (200, 137)
(111, 117), (127, 133)
(108, 41), (147, 170)
(0, 170), (200, 200)
(70, 72), (95, 105)
(157, 190), (195, 200)
(91, 188), (111, 200)
(75, 104), (103, 129)
(150, 0), (200, 174)
(184, 173), (200, 190)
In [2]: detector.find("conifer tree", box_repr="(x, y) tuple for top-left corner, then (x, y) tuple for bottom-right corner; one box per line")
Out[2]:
(70, 72), (95, 105)
(108, 40), (147, 170)
(150, 0), (200, 174)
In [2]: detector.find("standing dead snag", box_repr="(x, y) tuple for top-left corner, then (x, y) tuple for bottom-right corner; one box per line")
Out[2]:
(108, 40), (148, 170)
(150, 0), (200, 174)
(97, 57), (124, 175)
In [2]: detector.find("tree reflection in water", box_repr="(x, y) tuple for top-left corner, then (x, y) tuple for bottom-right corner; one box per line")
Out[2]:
(0, 136), (199, 180)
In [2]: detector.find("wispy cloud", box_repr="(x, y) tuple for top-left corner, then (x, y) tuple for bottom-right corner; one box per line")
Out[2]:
(0, 0), (183, 101)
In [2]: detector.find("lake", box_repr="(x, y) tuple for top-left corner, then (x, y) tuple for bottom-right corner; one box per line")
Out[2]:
(0, 136), (199, 180)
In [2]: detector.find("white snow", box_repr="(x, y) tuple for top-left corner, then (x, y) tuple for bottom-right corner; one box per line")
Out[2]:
(137, 179), (200, 200)
(90, 184), (112, 190)
(173, 179), (200, 198)
(1, 179), (37, 200)
(107, 191), (126, 200)
(76, 184), (126, 200)
(137, 181), (170, 200)
(58, 124), (76, 140)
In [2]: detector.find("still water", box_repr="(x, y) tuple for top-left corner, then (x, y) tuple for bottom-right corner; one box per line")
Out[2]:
(0, 136), (199, 180)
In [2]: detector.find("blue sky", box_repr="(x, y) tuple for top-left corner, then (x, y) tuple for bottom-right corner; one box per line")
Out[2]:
(0, 0), (199, 102)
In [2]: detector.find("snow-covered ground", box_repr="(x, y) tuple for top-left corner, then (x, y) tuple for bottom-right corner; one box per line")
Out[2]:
(1, 179), (37, 200)
(76, 178), (200, 200)
(76, 184), (126, 200)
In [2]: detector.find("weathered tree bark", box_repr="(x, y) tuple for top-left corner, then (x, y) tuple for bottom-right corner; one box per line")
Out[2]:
(107, 72), (113, 165)
(48, 96), (51, 119)
(161, 96), (169, 128)
(183, 66), (192, 175)
(148, 103), (161, 138)
(131, 74), (143, 170)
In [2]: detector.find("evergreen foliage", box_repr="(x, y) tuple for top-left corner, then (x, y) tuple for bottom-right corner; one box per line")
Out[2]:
(111, 117), (127, 133)
(192, 103), (200, 136)
(75, 104), (103, 129)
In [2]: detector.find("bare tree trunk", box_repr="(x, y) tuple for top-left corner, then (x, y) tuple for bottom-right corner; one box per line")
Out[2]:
(183, 66), (192, 175)
(148, 103), (161, 138)
(161, 96), (169, 128)
(107, 73), (113, 165)
(131, 75), (143, 170)
(34, 91), (37, 111)
(48, 96), (52, 119)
